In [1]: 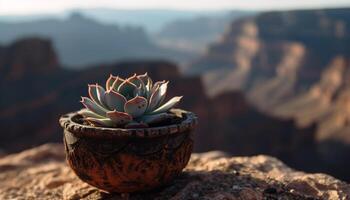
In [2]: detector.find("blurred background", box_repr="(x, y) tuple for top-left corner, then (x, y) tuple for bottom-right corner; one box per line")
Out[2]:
(1, 0), (350, 182)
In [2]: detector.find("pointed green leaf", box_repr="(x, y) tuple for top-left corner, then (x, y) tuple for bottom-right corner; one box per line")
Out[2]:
(129, 74), (147, 97)
(128, 74), (144, 88)
(80, 97), (108, 116)
(145, 78), (152, 99)
(137, 73), (152, 86)
(153, 81), (165, 89)
(117, 80), (137, 100)
(147, 84), (159, 112)
(150, 96), (182, 114)
(150, 81), (161, 94)
(153, 81), (168, 108)
(105, 90), (127, 112)
(158, 81), (168, 105)
(88, 84), (99, 104)
(136, 83), (149, 98)
(106, 74), (117, 91)
(138, 73), (153, 99)
(106, 110), (132, 125)
(96, 84), (106, 106)
(111, 76), (125, 91)
(78, 109), (104, 119)
(88, 84), (106, 106)
(147, 81), (167, 112)
(124, 96), (148, 118)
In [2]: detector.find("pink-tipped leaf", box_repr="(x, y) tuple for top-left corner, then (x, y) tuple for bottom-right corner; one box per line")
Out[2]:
(128, 74), (145, 88)
(80, 97), (108, 116)
(96, 84), (106, 106)
(104, 90), (127, 112)
(117, 80), (137, 99)
(150, 96), (182, 114)
(137, 73), (152, 86)
(88, 84), (99, 103)
(124, 96), (148, 118)
(147, 81), (167, 112)
(138, 73), (153, 98)
(146, 84), (160, 112)
(106, 75), (118, 91)
(111, 76), (125, 91)
(78, 109), (104, 119)
(107, 110), (132, 125)
(88, 84), (106, 106)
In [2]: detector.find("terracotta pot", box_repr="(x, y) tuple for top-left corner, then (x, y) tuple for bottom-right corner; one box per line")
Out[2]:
(59, 109), (197, 193)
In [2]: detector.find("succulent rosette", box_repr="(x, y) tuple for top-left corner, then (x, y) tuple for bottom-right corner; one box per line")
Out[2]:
(79, 73), (182, 128)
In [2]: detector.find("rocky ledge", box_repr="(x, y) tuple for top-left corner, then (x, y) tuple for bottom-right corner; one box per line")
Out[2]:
(0, 144), (349, 200)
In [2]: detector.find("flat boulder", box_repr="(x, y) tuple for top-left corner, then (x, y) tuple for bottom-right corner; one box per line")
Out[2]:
(0, 144), (349, 200)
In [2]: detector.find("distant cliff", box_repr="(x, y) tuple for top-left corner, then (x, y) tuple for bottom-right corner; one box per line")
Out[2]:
(0, 38), (59, 81)
(155, 11), (254, 54)
(189, 8), (350, 94)
(186, 7), (350, 180)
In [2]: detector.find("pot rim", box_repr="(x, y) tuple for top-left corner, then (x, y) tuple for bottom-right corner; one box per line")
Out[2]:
(59, 109), (197, 139)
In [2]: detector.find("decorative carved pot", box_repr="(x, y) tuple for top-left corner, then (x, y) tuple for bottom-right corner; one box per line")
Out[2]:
(59, 109), (197, 193)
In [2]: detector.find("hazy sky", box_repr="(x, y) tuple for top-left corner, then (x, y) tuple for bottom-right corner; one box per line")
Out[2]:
(1, 0), (350, 15)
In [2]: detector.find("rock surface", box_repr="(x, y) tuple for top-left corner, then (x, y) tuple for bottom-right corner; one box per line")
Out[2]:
(0, 144), (349, 200)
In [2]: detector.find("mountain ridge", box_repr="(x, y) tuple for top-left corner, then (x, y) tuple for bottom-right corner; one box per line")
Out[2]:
(0, 13), (193, 68)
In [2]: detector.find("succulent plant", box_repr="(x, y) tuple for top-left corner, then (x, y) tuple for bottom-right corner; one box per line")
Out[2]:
(79, 73), (182, 128)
